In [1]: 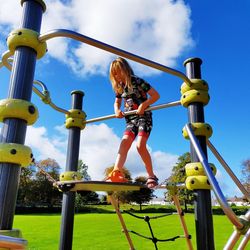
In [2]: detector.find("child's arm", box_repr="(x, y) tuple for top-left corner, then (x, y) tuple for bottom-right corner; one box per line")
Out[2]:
(114, 97), (124, 118)
(136, 87), (160, 115)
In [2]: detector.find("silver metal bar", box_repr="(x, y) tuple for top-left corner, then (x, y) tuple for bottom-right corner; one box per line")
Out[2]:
(32, 85), (69, 115)
(85, 100), (181, 124)
(224, 230), (241, 250)
(39, 29), (193, 86)
(207, 140), (250, 201)
(185, 123), (243, 229)
(1, 50), (13, 70)
(238, 228), (250, 250)
(223, 209), (250, 250)
(157, 182), (186, 190)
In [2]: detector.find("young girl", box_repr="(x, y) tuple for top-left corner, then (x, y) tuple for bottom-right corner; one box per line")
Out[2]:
(107, 57), (160, 189)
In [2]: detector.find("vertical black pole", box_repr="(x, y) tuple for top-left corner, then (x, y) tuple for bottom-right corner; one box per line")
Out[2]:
(59, 91), (84, 250)
(184, 58), (215, 250)
(0, 0), (44, 230)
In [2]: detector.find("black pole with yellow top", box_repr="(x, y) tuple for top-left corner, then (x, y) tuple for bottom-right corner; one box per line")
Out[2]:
(0, 0), (46, 242)
(59, 91), (85, 250)
(183, 58), (215, 250)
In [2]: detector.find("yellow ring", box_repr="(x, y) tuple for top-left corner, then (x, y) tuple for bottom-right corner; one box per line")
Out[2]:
(7, 28), (47, 59)
(182, 122), (213, 139)
(185, 162), (217, 176)
(0, 98), (39, 125)
(0, 99), (38, 125)
(181, 79), (209, 95)
(0, 143), (33, 167)
(185, 176), (211, 190)
(65, 109), (86, 130)
(60, 171), (82, 181)
(181, 89), (210, 107)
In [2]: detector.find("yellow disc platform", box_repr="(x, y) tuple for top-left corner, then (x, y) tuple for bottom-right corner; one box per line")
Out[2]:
(56, 180), (144, 192)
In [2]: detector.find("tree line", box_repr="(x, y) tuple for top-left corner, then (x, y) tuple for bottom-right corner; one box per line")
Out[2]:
(17, 154), (250, 211)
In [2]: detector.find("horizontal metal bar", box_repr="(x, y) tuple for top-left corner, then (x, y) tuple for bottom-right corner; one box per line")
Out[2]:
(185, 123), (243, 229)
(39, 29), (192, 86)
(157, 182), (186, 190)
(207, 140), (250, 202)
(85, 100), (181, 124)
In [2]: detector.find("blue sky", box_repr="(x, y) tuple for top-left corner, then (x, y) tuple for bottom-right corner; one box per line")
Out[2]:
(0, 0), (249, 198)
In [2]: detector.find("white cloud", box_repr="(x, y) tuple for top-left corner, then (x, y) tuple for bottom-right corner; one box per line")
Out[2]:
(25, 124), (178, 183)
(0, 0), (193, 77)
(26, 126), (67, 167)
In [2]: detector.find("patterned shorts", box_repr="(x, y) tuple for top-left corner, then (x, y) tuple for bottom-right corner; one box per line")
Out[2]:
(124, 112), (153, 139)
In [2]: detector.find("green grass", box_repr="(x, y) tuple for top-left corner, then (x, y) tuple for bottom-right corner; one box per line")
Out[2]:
(13, 212), (242, 250)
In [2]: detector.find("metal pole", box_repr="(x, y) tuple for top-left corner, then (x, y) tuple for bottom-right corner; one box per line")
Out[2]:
(59, 91), (84, 250)
(0, 0), (44, 230)
(85, 100), (181, 124)
(185, 124), (243, 228)
(183, 58), (215, 250)
(207, 140), (250, 201)
(39, 29), (193, 86)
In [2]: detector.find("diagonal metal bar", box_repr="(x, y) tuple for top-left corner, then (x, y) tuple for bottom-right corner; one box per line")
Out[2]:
(207, 140), (250, 201)
(185, 123), (243, 229)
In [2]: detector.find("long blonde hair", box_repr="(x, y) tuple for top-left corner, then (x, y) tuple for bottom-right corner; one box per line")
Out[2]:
(109, 57), (134, 94)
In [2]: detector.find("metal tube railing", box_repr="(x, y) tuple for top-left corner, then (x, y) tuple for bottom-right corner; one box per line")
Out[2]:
(224, 210), (250, 250)
(38, 29), (193, 86)
(1, 50), (12, 70)
(185, 123), (243, 229)
(85, 100), (181, 124)
(207, 140), (250, 201)
(237, 228), (250, 250)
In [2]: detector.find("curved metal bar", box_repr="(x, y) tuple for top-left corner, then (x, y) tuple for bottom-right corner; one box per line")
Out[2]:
(32, 84), (69, 115)
(1, 50), (13, 70)
(207, 140), (250, 201)
(39, 29), (193, 86)
(85, 100), (181, 124)
(185, 123), (243, 229)
(33, 79), (48, 92)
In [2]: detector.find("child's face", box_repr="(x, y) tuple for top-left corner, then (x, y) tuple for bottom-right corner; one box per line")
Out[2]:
(114, 68), (125, 83)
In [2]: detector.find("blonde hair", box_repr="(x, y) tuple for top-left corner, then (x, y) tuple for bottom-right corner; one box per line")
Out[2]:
(109, 57), (134, 94)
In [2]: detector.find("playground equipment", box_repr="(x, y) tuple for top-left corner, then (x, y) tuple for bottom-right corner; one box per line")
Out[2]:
(0, 0), (249, 249)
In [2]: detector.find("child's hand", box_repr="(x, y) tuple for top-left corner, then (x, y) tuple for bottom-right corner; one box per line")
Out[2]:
(136, 103), (146, 115)
(115, 109), (124, 118)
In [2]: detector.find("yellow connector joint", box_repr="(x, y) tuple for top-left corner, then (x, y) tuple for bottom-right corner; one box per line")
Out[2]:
(0, 99), (38, 125)
(7, 28), (47, 59)
(65, 109), (86, 130)
(0, 143), (33, 167)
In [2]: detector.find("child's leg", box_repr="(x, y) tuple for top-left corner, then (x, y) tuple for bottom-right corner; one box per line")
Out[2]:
(113, 134), (134, 171)
(136, 134), (155, 177)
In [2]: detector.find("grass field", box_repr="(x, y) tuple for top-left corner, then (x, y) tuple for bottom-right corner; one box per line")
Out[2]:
(12, 211), (243, 250)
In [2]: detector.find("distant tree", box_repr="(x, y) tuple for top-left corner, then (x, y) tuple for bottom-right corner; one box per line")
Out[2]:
(126, 176), (154, 211)
(75, 160), (99, 209)
(78, 159), (91, 180)
(241, 159), (250, 198)
(34, 158), (62, 208)
(17, 167), (36, 206)
(165, 152), (193, 211)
